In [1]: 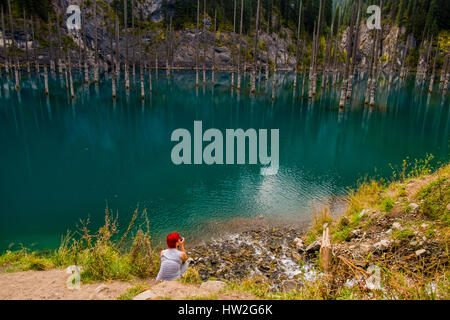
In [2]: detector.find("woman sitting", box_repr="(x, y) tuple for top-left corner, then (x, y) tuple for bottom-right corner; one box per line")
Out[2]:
(156, 232), (189, 281)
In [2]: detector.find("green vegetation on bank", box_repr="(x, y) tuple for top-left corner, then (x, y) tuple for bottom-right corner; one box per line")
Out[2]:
(0, 206), (161, 282)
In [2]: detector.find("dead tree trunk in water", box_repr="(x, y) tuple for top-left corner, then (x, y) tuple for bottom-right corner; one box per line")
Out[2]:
(56, 10), (63, 75)
(115, 16), (120, 77)
(308, 21), (316, 99)
(124, 0), (129, 89)
(230, 0), (237, 88)
(369, 0), (383, 107)
(1, 7), (9, 75)
(82, 7), (89, 84)
(94, 0), (99, 83)
(400, 34), (412, 79)
(388, 28), (399, 85)
(339, 2), (358, 108)
(7, 0), (19, 89)
(428, 44), (438, 93)
(313, 0), (323, 95)
(346, 0), (363, 100)
(251, 0), (261, 93)
(195, 0), (200, 86)
(237, 0), (244, 90)
(44, 64), (49, 94)
(440, 54), (448, 85)
(202, 0), (206, 85)
(132, 0), (136, 80)
(324, 8), (336, 87)
(139, 29), (144, 100)
(23, 9), (30, 73)
(212, 9), (217, 85)
(332, 8), (342, 87)
(31, 15), (38, 74)
(165, 23), (170, 77)
(110, 6), (116, 99)
(293, 0), (303, 90)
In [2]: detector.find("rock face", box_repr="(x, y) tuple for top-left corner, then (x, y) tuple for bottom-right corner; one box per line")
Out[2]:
(1, 1), (297, 70)
(340, 23), (415, 69)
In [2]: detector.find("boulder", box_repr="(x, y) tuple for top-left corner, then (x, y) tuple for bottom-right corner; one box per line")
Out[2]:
(199, 281), (227, 294)
(133, 290), (158, 300)
(305, 240), (321, 253)
(281, 279), (303, 292)
(373, 239), (393, 251)
(409, 203), (419, 214)
(392, 222), (402, 230)
(94, 284), (109, 294)
(351, 229), (362, 237)
(415, 249), (427, 257)
(293, 237), (305, 251)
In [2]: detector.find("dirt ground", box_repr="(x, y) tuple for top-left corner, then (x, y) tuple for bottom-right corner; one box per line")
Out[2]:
(0, 269), (133, 300)
(0, 269), (257, 300)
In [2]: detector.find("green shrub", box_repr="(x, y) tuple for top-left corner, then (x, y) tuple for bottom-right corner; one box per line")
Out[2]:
(117, 283), (150, 300)
(180, 267), (202, 285)
(379, 197), (395, 213)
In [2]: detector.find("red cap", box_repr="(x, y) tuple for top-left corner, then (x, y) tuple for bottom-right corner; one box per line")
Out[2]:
(166, 232), (180, 248)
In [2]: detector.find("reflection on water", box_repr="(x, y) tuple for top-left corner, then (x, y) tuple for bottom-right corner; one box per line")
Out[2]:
(0, 70), (448, 250)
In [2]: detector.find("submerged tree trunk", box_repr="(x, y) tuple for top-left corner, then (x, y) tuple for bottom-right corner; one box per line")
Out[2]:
(202, 0), (206, 85)
(369, 0), (383, 107)
(56, 11), (63, 75)
(83, 8), (89, 84)
(389, 28), (399, 85)
(124, 0), (129, 89)
(195, 0), (200, 86)
(339, 1), (358, 108)
(110, 7), (116, 99)
(7, 0), (19, 89)
(94, 0), (99, 84)
(346, 0), (363, 100)
(139, 30), (144, 100)
(293, 0), (303, 90)
(237, 0), (244, 90)
(68, 54), (74, 99)
(23, 9), (30, 74)
(115, 16), (120, 77)
(212, 9), (217, 85)
(1, 7), (9, 75)
(428, 44), (438, 93)
(251, 0), (261, 93)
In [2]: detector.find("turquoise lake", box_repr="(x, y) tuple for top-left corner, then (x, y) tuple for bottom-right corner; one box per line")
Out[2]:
(0, 70), (448, 251)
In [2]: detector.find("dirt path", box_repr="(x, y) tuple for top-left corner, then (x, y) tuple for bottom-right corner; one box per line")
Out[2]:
(0, 269), (132, 300)
(0, 269), (257, 300)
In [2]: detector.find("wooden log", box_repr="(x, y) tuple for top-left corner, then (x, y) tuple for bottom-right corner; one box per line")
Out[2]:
(319, 224), (332, 273)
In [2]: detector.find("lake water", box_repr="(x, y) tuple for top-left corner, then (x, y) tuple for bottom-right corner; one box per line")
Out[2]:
(0, 70), (448, 251)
